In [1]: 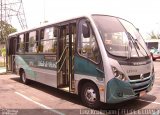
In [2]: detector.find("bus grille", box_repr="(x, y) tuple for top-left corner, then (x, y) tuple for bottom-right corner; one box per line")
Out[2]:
(129, 74), (151, 95)
(128, 72), (150, 80)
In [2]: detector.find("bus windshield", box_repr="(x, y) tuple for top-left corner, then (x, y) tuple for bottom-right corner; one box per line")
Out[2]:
(92, 15), (148, 58)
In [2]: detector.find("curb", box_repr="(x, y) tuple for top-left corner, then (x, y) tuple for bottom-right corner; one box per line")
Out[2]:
(0, 72), (7, 75)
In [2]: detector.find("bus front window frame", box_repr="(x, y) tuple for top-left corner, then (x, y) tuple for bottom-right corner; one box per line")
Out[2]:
(92, 15), (149, 58)
(77, 18), (101, 65)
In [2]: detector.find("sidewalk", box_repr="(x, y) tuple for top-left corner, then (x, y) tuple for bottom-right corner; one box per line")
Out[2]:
(0, 67), (6, 74)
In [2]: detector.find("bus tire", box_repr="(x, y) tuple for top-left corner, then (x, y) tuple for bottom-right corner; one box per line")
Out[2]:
(81, 82), (101, 109)
(20, 70), (29, 84)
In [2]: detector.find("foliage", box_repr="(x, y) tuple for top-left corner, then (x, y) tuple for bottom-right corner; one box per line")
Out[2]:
(1, 47), (6, 57)
(0, 21), (17, 43)
(148, 31), (160, 39)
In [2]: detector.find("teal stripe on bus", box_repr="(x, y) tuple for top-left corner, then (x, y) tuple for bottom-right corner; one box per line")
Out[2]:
(74, 56), (104, 78)
(15, 55), (36, 78)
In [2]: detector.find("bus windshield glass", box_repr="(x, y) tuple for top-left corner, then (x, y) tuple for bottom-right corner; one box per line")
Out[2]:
(92, 15), (148, 58)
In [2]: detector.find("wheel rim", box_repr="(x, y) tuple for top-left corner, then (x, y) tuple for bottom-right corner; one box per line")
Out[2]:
(22, 73), (26, 83)
(84, 87), (97, 103)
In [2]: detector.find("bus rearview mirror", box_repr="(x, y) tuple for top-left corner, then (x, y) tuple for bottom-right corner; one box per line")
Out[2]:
(82, 24), (90, 38)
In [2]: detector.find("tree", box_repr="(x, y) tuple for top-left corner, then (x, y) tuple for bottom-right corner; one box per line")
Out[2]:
(148, 31), (160, 39)
(0, 21), (17, 44)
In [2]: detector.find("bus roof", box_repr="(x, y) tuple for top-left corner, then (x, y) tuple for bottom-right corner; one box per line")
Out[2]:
(8, 14), (93, 38)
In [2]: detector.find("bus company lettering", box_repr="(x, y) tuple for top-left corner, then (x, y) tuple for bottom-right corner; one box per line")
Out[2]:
(133, 62), (147, 65)
(126, 69), (138, 74)
(38, 60), (57, 68)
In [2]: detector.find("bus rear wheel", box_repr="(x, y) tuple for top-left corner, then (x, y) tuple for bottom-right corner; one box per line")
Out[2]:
(81, 82), (101, 109)
(20, 70), (29, 84)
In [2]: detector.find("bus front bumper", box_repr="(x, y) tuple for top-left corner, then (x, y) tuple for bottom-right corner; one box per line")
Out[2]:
(106, 75), (154, 103)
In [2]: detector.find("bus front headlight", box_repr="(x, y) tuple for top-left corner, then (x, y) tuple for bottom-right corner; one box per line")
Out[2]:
(112, 67), (126, 81)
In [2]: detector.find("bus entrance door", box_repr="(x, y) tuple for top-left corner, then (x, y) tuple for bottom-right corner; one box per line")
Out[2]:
(57, 23), (76, 92)
(6, 37), (16, 73)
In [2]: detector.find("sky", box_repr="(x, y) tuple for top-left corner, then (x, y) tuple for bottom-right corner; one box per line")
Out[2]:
(13, 0), (160, 39)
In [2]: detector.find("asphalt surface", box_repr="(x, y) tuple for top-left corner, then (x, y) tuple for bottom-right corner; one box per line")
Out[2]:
(0, 61), (160, 115)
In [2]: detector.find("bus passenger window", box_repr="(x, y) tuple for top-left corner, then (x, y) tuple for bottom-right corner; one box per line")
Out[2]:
(25, 33), (29, 52)
(40, 27), (57, 54)
(78, 19), (100, 63)
(17, 34), (24, 53)
(29, 31), (38, 53)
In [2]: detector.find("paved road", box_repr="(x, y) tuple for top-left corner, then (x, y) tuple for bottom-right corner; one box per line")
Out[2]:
(0, 61), (160, 115)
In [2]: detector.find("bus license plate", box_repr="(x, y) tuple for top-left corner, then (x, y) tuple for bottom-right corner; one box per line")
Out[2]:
(140, 91), (146, 97)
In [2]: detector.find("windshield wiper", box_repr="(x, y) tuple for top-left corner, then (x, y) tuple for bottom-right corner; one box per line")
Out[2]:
(126, 32), (140, 57)
(126, 32), (148, 57)
(134, 39), (149, 57)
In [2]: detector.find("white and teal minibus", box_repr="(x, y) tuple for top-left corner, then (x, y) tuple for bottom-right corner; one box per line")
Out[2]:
(6, 14), (155, 108)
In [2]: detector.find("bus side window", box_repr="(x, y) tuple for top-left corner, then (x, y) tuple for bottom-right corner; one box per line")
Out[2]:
(40, 27), (57, 54)
(17, 34), (24, 53)
(78, 19), (100, 63)
(28, 31), (38, 53)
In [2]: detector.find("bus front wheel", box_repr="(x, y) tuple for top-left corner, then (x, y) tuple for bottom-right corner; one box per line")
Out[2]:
(20, 70), (29, 84)
(81, 82), (101, 109)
